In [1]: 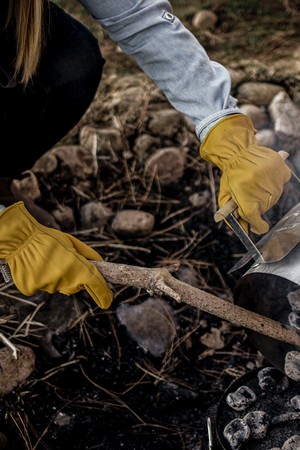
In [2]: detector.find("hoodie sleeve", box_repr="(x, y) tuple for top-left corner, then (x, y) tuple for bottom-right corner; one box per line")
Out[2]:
(77, 0), (241, 141)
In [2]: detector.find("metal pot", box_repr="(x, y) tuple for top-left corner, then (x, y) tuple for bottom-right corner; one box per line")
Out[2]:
(233, 245), (300, 377)
(215, 198), (300, 379)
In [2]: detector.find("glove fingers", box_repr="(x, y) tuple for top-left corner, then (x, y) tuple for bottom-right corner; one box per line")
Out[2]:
(63, 232), (103, 262)
(38, 224), (103, 262)
(217, 190), (249, 234)
(6, 238), (66, 296)
(238, 206), (270, 234)
(0, 203), (111, 305)
(249, 216), (269, 235)
(218, 185), (254, 235)
(9, 235), (111, 304)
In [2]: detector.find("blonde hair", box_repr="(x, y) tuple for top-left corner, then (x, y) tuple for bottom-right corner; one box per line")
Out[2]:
(7, 0), (46, 85)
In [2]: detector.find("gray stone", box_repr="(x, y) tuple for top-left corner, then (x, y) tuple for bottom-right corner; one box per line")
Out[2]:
(133, 134), (161, 161)
(52, 145), (98, 178)
(192, 10), (218, 30)
(11, 170), (41, 201)
(80, 201), (113, 229)
(32, 151), (58, 175)
(51, 205), (76, 231)
(0, 345), (35, 397)
(188, 191), (210, 208)
(116, 298), (176, 357)
(228, 69), (245, 89)
(269, 91), (300, 140)
(111, 209), (155, 237)
(79, 125), (124, 155)
(145, 147), (186, 185)
(282, 435), (300, 450)
(147, 109), (184, 138)
(255, 129), (276, 148)
(239, 104), (269, 129)
(237, 82), (285, 105)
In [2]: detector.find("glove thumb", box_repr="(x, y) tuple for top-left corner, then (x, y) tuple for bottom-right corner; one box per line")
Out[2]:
(66, 233), (103, 262)
(84, 277), (113, 309)
(82, 264), (114, 309)
(78, 254), (113, 308)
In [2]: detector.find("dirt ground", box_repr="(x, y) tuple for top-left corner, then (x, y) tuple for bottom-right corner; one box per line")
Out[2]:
(0, 1), (300, 449)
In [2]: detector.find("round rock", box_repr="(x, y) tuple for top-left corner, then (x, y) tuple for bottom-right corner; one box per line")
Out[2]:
(255, 129), (276, 147)
(282, 435), (300, 450)
(239, 104), (269, 129)
(192, 10), (218, 30)
(237, 82), (285, 105)
(147, 109), (184, 138)
(111, 209), (155, 237)
(80, 201), (113, 229)
(145, 147), (186, 186)
(79, 125), (124, 154)
(0, 345), (35, 397)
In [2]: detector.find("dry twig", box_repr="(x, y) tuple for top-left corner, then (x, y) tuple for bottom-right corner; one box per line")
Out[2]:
(94, 260), (300, 348)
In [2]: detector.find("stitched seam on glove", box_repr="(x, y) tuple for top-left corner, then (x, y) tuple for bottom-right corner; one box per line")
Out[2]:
(19, 205), (103, 273)
(200, 114), (256, 164)
(4, 229), (40, 260)
(220, 145), (251, 168)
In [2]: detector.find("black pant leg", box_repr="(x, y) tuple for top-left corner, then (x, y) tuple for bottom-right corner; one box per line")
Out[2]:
(0, 2), (105, 178)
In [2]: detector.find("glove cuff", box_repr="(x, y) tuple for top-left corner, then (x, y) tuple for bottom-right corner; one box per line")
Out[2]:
(0, 201), (25, 218)
(0, 201), (41, 259)
(0, 201), (53, 230)
(199, 114), (257, 169)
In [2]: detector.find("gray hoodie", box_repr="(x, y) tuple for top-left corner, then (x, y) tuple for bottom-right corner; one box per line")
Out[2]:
(78, 0), (241, 142)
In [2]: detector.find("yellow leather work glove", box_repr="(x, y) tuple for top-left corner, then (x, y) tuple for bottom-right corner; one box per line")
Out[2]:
(200, 114), (291, 234)
(0, 202), (113, 308)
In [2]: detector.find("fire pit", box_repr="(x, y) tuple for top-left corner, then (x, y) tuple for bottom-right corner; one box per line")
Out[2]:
(216, 367), (300, 449)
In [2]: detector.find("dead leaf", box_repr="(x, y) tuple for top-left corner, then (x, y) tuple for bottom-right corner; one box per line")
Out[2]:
(200, 327), (225, 350)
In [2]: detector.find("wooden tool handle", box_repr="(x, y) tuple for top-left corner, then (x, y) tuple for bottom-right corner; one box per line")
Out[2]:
(214, 150), (290, 223)
(214, 199), (238, 222)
